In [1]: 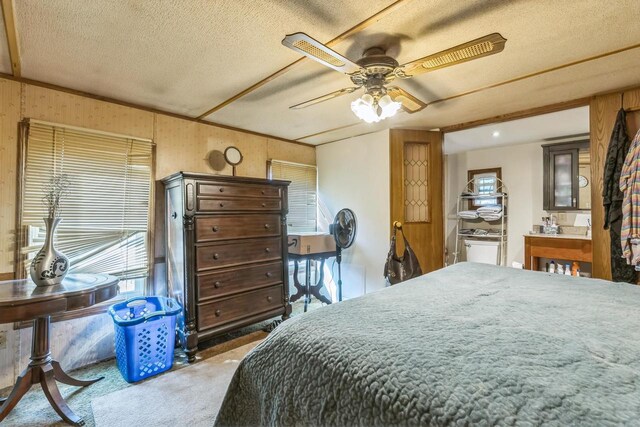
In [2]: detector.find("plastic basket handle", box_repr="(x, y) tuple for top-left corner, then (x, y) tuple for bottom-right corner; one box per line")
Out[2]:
(143, 310), (167, 322)
(109, 296), (147, 322)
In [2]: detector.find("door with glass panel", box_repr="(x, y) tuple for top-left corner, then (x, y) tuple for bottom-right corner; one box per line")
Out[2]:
(389, 129), (444, 273)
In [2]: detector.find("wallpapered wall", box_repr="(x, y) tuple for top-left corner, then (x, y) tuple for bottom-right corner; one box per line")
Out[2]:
(0, 78), (315, 275)
(0, 77), (315, 388)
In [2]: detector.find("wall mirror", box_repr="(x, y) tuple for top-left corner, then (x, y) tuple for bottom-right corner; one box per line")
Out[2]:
(542, 140), (590, 211)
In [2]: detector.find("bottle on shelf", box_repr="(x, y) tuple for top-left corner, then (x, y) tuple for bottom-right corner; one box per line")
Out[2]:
(549, 261), (556, 273)
(557, 264), (564, 274)
(571, 261), (580, 277)
(564, 264), (571, 275)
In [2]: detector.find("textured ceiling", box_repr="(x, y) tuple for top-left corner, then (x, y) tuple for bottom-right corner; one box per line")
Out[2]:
(443, 107), (589, 154)
(13, 0), (395, 116)
(4, 0), (640, 145)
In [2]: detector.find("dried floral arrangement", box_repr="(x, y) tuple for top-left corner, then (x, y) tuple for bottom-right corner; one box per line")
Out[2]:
(42, 174), (71, 218)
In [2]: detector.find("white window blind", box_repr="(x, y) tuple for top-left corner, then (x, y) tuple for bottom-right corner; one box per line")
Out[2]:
(473, 174), (499, 206)
(20, 121), (154, 294)
(269, 160), (317, 233)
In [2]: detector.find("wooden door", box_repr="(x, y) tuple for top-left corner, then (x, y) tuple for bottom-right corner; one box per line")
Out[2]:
(390, 129), (444, 274)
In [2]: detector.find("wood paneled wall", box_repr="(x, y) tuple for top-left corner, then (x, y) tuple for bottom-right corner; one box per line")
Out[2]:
(0, 77), (315, 277)
(590, 87), (640, 280)
(0, 79), (21, 280)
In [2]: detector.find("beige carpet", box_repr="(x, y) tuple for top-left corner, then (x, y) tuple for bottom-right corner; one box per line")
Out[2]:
(91, 340), (261, 427)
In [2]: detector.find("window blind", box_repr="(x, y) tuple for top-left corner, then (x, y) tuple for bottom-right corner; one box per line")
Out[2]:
(20, 121), (154, 290)
(269, 160), (317, 233)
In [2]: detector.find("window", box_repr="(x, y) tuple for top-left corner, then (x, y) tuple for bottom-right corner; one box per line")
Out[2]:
(468, 168), (502, 208)
(19, 120), (154, 296)
(268, 160), (317, 233)
(268, 160), (318, 294)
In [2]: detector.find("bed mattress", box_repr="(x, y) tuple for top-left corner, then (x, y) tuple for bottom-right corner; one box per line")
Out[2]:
(215, 262), (640, 426)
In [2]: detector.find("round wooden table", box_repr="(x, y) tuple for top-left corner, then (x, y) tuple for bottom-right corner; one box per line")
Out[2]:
(0, 273), (119, 426)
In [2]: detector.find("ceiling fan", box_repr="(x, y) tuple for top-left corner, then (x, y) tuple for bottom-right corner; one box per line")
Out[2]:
(282, 32), (507, 123)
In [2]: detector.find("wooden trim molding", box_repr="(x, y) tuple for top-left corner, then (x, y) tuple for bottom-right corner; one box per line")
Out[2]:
(1, 0), (21, 77)
(441, 98), (590, 133)
(0, 73), (315, 148)
(297, 122), (361, 141)
(196, 0), (412, 119)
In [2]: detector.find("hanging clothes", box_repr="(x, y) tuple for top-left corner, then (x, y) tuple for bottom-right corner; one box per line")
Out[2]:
(604, 109), (637, 283)
(619, 124), (640, 276)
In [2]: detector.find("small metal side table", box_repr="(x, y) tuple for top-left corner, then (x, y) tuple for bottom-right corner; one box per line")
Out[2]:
(0, 274), (119, 426)
(289, 251), (341, 312)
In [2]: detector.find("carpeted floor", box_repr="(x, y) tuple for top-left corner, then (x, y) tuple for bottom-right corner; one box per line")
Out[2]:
(91, 340), (261, 426)
(1, 299), (324, 426)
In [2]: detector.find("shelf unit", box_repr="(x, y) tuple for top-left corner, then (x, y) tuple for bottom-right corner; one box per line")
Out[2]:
(453, 178), (508, 266)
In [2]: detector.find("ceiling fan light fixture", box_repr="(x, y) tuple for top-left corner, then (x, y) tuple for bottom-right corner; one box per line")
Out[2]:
(361, 93), (374, 106)
(377, 94), (402, 119)
(351, 93), (402, 123)
(351, 97), (380, 123)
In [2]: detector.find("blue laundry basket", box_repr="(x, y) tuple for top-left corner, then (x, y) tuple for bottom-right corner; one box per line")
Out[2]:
(108, 296), (182, 383)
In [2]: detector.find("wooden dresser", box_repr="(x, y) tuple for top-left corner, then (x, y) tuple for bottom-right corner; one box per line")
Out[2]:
(162, 172), (291, 362)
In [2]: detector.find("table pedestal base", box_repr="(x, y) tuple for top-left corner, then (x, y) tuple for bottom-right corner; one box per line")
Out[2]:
(290, 254), (337, 312)
(0, 317), (103, 426)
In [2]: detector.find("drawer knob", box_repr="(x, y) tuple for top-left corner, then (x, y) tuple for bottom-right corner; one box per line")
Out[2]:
(261, 203), (266, 208)
(265, 248), (271, 253)
(265, 272), (273, 278)
(171, 212), (177, 219)
(219, 203), (224, 208)
(219, 188), (224, 193)
(214, 281), (221, 288)
(261, 190), (265, 195)
(264, 224), (270, 229)
(267, 296), (273, 302)
(212, 226), (219, 232)
(215, 309), (221, 317)
(213, 253), (220, 260)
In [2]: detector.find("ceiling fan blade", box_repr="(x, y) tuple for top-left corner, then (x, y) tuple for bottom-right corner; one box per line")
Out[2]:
(387, 87), (427, 113)
(400, 33), (507, 77)
(290, 87), (360, 109)
(282, 32), (362, 74)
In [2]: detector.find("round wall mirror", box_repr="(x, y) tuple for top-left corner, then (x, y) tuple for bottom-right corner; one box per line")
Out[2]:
(224, 146), (243, 176)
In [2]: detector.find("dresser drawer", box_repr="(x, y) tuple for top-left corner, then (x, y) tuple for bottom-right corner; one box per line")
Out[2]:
(197, 198), (282, 212)
(197, 261), (283, 300)
(195, 214), (281, 242)
(196, 237), (282, 271)
(197, 284), (284, 331)
(197, 182), (281, 199)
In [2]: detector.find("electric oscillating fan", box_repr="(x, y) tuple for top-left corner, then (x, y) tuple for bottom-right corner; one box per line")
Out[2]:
(329, 208), (357, 301)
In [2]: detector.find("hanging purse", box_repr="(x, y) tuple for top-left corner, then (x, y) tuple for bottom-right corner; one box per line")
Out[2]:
(383, 224), (423, 285)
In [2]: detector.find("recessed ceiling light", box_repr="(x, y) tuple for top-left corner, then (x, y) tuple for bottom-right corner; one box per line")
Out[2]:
(492, 131), (500, 137)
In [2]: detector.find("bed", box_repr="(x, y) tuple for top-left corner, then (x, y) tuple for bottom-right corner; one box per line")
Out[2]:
(214, 262), (640, 426)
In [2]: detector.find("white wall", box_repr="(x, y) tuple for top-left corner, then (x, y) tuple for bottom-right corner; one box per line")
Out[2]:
(317, 130), (390, 296)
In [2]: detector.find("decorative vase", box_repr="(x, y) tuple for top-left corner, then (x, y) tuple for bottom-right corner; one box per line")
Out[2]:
(30, 217), (69, 287)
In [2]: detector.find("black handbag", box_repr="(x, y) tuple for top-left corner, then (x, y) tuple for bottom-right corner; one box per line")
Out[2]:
(383, 225), (423, 285)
